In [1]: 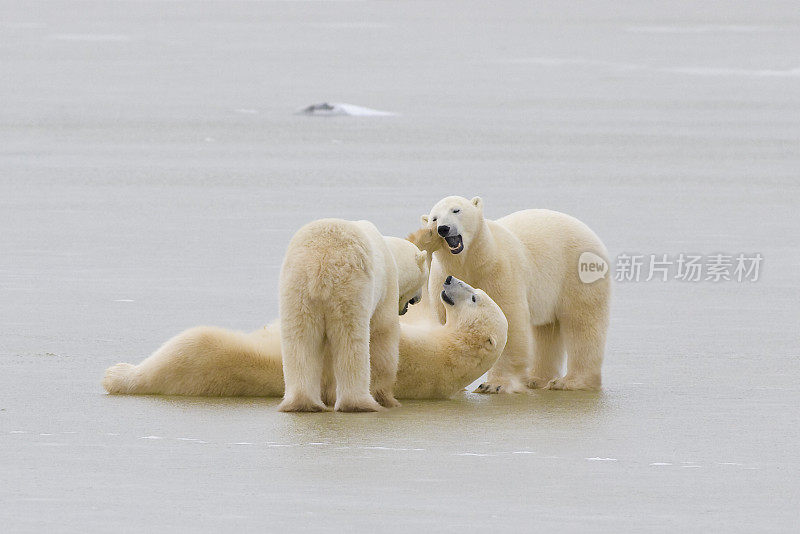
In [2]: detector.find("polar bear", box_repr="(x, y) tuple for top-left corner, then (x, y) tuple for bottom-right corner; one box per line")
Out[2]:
(278, 219), (427, 413)
(395, 276), (507, 398)
(421, 196), (610, 392)
(102, 277), (507, 400)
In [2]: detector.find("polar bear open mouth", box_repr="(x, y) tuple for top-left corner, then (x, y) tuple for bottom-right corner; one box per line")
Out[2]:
(399, 295), (421, 316)
(441, 290), (455, 306)
(444, 235), (464, 254)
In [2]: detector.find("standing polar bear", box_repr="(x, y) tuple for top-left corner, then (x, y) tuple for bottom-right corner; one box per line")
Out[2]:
(278, 219), (427, 413)
(422, 196), (610, 392)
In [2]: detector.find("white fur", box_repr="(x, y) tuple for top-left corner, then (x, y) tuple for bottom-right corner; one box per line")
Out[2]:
(277, 219), (426, 412)
(422, 196), (611, 392)
(396, 278), (507, 398)
(102, 325), (285, 397)
(402, 227), (442, 325)
(102, 279), (507, 400)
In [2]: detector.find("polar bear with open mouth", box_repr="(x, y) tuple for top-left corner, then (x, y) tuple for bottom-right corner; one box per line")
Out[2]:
(102, 278), (507, 401)
(421, 196), (610, 392)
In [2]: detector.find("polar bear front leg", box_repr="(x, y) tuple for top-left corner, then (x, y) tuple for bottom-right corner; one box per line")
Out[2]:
(475, 303), (532, 394)
(428, 260), (448, 325)
(368, 303), (402, 408)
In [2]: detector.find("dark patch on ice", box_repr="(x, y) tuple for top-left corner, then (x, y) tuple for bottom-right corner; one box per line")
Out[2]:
(297, 102), (397, 117)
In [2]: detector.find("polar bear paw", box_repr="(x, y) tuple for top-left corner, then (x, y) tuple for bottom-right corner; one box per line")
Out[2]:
(475, 382), (503, 394)
(102, 363), (137, 394)
(278, 395), (330, 413)
(373, 390), (401, 409)
(526, 376), (556, 389)
(545, 375), (600, 391)
(334, 395), (384, 413)
(474, 377), (524, 394)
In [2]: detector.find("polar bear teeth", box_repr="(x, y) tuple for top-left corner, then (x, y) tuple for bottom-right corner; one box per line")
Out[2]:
(445, 235), (463, 253)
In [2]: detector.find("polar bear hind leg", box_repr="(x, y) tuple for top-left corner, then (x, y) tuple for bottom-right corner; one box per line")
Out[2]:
(547, 307), (607, 391)
(527, 321), (565, 389)
(102, 363), (138, 394)
(321, 347), (336, 407)
(278, 313), (328, 412)
(326, 304), (383, 413)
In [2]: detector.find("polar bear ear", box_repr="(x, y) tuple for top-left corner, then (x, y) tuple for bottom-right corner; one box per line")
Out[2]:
(471, 197), (483, 210)
(420, 214), (429, 227)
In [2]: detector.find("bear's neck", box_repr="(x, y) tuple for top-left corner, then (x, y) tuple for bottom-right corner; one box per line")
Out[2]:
(446, 316), (493, 367)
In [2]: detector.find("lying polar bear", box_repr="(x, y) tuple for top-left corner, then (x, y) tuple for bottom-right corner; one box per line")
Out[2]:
(102, 278), (507, 401)
(422, 196), (610, 392)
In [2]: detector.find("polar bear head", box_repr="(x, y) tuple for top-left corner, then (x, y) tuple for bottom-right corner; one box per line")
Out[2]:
(420, 196), (483, 255)
(440, 275), (507, 354)
(384, 237), (428, 315)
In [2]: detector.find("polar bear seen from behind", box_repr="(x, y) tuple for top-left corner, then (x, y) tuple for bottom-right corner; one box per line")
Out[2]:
(102, 277), (507, 400)
(278, 219), (426, 413)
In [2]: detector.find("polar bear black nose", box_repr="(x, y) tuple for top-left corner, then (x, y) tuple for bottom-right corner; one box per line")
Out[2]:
(445, 275), (453, 285)
(437, 225), (450, 237)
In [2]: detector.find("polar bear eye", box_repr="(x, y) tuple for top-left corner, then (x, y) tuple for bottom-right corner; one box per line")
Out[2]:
(452, 209), (460, 214)
(432, 217), (437, 222)
(471, 295), (477, 302)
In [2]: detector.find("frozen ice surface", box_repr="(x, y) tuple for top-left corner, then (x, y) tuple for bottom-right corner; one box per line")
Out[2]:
(1, 0), (799, 532)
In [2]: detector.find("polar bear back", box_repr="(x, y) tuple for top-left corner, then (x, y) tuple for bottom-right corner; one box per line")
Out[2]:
(281, 218), (391, 311)
(496, 208), (610, 319)
(497, 209), (607, 257)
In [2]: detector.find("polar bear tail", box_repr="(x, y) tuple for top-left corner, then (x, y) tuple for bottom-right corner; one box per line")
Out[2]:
(102, 363), (138, 394)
